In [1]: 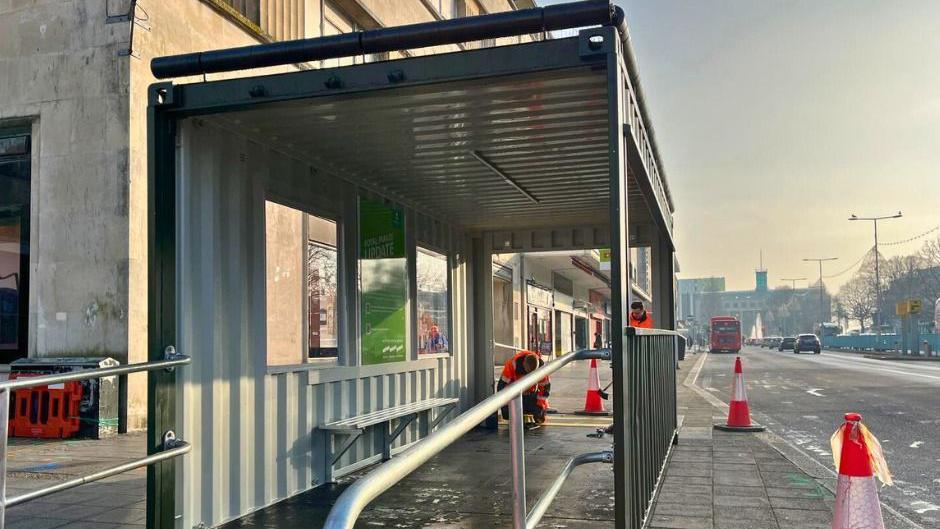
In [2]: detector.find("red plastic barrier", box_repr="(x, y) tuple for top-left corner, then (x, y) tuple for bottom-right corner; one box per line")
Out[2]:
(8, 374), (82, 439)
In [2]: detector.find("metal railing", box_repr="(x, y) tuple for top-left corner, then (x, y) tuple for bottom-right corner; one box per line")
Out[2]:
(626, 328), (680, 529)
(0, 350), (192, 529)
(323, 347), (613, 529)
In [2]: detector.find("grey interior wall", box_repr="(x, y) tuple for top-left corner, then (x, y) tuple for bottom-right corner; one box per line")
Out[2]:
(175, 118), (468, 528)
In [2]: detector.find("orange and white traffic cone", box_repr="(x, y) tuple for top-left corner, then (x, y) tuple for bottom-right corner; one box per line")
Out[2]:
(714, 356), (764, 432)
(830, 412), (892, 529)
(575, 359), (611, 416)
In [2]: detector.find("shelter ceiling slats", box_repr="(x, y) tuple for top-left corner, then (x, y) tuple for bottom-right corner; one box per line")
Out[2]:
(216, 65), (655, 231)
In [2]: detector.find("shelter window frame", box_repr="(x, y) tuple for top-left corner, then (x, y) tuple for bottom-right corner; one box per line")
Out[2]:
(415, 244), (452, 359)
(264, 198), (345, 369)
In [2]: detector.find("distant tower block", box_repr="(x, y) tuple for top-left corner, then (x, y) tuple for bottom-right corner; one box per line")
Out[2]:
(755, 270), (768, 292)
(755, 249), (768, 292)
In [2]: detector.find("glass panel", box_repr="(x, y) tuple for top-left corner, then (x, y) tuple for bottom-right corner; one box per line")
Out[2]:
(0, 146), (30, 358)
(417, 247), (449, 355)
(307, 214), (339, 358)
(359, 198), (407, 365)
(265, 201), (305, 366)
(0, 217), (23, 351)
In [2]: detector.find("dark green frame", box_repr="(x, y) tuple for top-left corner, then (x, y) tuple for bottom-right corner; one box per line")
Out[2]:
(145, 29), (673, 529)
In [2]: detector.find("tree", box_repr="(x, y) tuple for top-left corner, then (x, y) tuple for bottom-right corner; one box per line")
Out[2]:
(837, 276), (876, 331)
(833, 300), (850, 330)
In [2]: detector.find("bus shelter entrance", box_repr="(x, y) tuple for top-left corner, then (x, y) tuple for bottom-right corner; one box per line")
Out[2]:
(145, 4), (677, 528)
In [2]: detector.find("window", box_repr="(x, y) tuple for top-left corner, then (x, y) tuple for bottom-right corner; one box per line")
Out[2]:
(307, 215), (339, 359)
(221, 0), (260, 25)
(417, 247), (450, 355)
(265, 200), (340, 366)
(322, 3), (356, 68)
(0, 133), (30, 363)
(322, 3), (387, 66)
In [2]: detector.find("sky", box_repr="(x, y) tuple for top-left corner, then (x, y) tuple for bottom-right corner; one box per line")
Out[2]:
(543, 1), (940, 292)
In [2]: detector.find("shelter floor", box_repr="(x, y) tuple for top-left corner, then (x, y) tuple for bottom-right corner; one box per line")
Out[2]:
(223, 360), (616, 528)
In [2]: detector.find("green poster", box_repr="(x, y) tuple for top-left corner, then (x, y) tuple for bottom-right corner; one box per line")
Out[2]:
(359, 198), (408, 365)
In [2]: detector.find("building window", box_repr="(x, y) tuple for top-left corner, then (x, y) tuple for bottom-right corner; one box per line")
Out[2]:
(307, 215), (339, 359)
(322, 2), (387, 66)
(221, 0), (260, 25)
(417, 247), (450, 355)
(0, 133), (30, 362)
(265, 201), (341, 366)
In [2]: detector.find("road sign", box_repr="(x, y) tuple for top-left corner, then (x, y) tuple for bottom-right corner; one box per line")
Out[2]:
(599, 248), (611, 271)
(897, 299), (923, 316)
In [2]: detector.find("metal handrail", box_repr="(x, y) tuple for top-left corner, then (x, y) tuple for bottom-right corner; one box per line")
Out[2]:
(0, 354), (190, 391)
(323, 347), (611, 529)
(5, 440), (191, 507)
(525, 450), (613, 529)
(0, 353), (192, 529)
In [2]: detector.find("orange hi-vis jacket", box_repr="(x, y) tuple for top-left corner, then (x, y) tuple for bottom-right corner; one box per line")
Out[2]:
(499, 350), (551, 408)
(629, 311), (654, 329)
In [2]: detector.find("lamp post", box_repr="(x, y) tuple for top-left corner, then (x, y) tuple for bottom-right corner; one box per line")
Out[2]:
(780, 277), (807, 289)
(803, 258), (838, 334)
(849, 211), (902, 342)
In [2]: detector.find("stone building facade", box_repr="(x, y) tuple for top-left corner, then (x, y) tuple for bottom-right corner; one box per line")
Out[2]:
(0, 0), (535, 430)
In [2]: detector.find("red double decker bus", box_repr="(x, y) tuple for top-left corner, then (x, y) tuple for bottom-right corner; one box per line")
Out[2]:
(710, 316), (741, 353)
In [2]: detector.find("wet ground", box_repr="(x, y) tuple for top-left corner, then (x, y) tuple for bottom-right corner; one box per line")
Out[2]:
(222, 360), (616, 528)
(697, 346), (940, 528)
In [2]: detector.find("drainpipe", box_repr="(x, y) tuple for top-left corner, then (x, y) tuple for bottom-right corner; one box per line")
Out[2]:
(151, 1), (616, 78)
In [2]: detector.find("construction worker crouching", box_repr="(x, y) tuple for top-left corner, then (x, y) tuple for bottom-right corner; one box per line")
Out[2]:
(629, 301), (654, 328)
(498, 350), (551, 428)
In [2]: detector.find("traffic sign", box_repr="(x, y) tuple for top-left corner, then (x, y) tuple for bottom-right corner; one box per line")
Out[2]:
(897, 301), (909, 316)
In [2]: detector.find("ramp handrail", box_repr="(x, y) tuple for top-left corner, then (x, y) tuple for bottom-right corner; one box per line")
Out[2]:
(324, 347), (612, 529)
(0, 352), (192, 529)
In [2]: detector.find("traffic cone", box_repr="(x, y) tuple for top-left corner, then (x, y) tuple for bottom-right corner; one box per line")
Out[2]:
(714, 356), (764, 432)
(830, 413), (891, 529)
(575, 359), (611, 416)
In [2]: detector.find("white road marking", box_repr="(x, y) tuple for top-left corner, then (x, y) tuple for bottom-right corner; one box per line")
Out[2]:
(816, 353), (940, 382)
(911, 501), (940, 514)
(806, 388), (825, 397)
(802, 415), (819, 420)
(910, 441), (924, 448)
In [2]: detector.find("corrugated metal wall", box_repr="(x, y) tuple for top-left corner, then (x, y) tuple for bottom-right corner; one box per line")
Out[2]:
(175, 118), (470, 528)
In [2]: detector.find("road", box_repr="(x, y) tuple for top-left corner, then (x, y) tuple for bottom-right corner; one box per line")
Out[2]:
(696, 346), (940, 528)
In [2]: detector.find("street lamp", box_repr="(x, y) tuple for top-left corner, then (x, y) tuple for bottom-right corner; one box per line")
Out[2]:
(803, 258), (838, 334)
(780, 277), (807, 289)
(849, 211), (902, 338)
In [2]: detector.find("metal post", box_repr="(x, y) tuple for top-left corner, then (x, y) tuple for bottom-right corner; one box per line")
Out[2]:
(874, 219), (880, 343)
(818, 261), (824, 333)
(0, 389), (8, 529)
(509, 395), (526, 529)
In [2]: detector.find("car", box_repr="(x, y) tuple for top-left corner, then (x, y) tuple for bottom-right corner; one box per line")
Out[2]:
(778, 337), (796, 351)
(795, 333), (821, 354)
(768, 337), (783, 349)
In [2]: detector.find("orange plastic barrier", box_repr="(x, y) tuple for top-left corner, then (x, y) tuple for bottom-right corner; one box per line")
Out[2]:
(8, 374), (82, 439)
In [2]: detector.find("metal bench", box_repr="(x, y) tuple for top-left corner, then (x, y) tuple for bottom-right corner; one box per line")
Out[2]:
(321, 397), (459, 481)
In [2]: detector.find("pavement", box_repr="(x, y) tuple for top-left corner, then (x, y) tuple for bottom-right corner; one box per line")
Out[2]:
(3, 350), (924, 529)
(696, 346), (937, 528)
(647, 353), (841, 529)
(2, 433), (146, 528)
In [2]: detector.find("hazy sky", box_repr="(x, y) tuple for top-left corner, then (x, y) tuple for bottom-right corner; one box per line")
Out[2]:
(546, 1), (940, 292)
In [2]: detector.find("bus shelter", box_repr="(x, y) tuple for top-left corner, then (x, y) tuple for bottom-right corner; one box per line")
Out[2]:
(144, 3), (678, 528)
